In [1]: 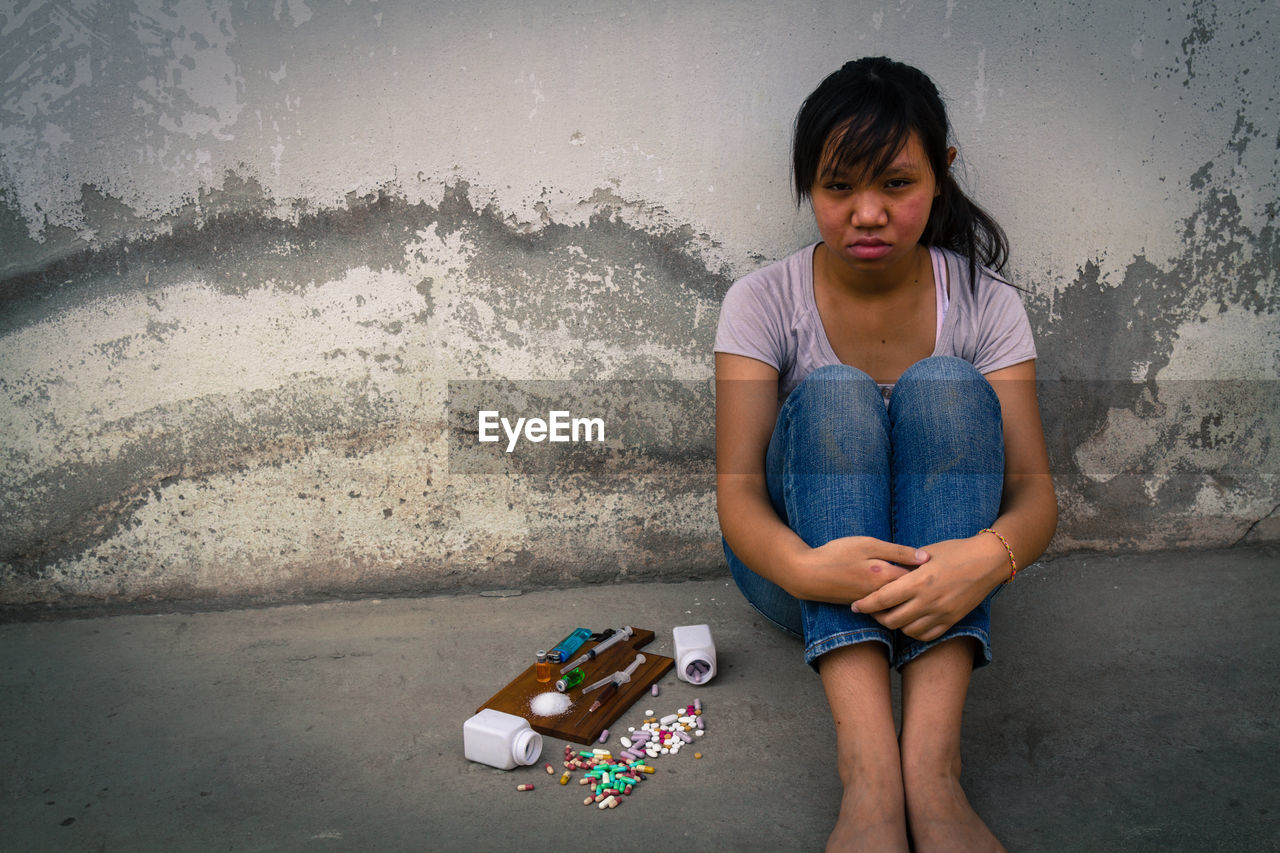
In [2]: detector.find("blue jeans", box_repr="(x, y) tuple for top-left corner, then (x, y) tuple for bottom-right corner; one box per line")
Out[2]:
(724, 357), (1005, 671)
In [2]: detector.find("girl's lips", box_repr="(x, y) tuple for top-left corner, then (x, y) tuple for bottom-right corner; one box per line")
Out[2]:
(849, 240), (893, 260)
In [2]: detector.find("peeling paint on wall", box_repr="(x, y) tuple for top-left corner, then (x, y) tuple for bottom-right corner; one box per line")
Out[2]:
(1026, 100), (1278, 550)
(0, 178), (727, 604)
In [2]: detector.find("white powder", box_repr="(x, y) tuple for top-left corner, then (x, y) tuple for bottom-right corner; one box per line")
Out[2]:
(530, 691), (572, 717)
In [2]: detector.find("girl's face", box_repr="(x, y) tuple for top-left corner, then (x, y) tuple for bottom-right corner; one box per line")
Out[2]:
(809, 129), (952, 278)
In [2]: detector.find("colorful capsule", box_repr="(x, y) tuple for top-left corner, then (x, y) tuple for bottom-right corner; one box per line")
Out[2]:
(516, 783), (534, 792)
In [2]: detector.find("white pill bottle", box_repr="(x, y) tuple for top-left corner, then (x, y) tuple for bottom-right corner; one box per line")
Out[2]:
(673, 623), (717, 685)
(463, 708), (543, 770)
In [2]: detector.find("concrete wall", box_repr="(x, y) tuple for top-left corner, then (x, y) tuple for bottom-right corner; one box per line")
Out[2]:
(1, 0), (1276, 607)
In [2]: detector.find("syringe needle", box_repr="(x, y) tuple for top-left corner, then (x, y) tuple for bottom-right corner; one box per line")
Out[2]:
(558, 625), (634, 674)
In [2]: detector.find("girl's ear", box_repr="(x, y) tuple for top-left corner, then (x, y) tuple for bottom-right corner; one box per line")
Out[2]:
(946, 146), (958, 168)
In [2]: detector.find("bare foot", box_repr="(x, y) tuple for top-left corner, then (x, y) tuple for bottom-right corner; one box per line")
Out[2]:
(826, 780), (909, 852)
(905, 772), (1006, 853)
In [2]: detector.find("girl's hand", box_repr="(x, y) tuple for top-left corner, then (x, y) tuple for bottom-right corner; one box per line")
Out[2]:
(793, 536), (928, 603)
(849, 534), (1009, 641)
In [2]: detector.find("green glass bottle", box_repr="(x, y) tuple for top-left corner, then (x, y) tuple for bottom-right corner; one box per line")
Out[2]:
(555, 667), (584, 693)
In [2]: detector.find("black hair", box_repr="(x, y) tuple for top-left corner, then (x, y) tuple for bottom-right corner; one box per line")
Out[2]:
(792, 57), (1009, 289)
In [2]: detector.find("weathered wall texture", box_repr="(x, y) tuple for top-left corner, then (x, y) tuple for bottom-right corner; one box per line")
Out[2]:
(1, 0), (1276, 607)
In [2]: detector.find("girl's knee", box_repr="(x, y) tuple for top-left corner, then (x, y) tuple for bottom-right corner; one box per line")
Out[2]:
(803, 363), (877, 386)
(788, 364), (882, 411)
(898, 355), (983, 384)
(892, 356), (999, 415)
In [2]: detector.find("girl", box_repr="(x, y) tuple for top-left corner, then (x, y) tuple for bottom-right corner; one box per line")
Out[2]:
(714, 57), (1056, 852)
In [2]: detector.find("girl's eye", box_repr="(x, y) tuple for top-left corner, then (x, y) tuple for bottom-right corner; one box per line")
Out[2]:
(825, 182), (851, 192)
(885, 178), (912, 189)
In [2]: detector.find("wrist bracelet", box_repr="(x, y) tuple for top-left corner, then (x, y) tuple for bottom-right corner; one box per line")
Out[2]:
(979, 528), (1018, 583)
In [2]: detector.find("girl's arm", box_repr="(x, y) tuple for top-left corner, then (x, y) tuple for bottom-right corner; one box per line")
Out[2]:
(850, 359), (1058, 640)
(716, 352), (927, 603)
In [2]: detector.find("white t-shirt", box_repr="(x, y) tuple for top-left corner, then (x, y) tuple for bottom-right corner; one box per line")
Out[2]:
(714, 244), (1036, 402)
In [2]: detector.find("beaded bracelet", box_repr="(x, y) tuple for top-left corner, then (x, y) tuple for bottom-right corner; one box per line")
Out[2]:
(979, 527), (1018, 583)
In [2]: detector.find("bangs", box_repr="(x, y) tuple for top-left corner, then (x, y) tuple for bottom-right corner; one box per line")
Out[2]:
(817, 114), (913, 185)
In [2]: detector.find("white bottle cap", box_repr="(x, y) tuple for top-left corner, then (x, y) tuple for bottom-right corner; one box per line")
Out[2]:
(512, 726), (542, 765)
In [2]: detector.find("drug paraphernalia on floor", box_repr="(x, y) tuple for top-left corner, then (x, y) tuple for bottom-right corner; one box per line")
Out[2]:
(477, 626), (673, 744)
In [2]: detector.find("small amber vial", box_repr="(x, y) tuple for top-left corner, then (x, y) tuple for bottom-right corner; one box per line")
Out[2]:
(535, 650), (551, 683)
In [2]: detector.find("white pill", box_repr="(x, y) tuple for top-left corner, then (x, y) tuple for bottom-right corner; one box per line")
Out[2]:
(627, 726), (635, 732)
(620, 737), (632, 748)
(660, 714), (679, 725)
(695, 729), (704, 737)
(661, 747), (670, 754)
(644, 709), (654, 716)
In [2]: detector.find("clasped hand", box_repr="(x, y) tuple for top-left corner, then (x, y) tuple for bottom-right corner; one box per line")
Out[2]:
(850, 536), (1003, 642)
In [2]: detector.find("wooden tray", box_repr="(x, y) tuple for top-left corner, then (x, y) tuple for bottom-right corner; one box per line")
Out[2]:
(476, 628), (673, 744)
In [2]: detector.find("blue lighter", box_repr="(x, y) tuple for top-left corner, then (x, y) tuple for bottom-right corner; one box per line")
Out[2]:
(547, 627), (592, 663)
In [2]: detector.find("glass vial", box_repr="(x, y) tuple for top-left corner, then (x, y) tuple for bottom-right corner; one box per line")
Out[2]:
(673, 623), (717, 685)
(535, 650), (551, 683)
(463, 708), (543, 770)
(555, 667), (584, 693)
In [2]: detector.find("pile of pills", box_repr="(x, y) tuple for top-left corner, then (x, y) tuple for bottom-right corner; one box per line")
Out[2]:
(621, 698), (704, 760)
(560, 746), (654, 808)
(545, 696), (705, 810)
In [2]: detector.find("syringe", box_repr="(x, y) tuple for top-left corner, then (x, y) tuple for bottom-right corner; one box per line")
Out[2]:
(559, 625), (633, 674)
(581, 652), (647, 694)
(587, 654), (646, 713)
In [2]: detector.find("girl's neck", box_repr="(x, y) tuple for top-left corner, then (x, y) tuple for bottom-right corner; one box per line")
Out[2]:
(811, 241), (938, 383)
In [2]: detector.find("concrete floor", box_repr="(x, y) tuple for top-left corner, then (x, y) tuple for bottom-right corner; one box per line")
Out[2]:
(2, 545), (1277, 852)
